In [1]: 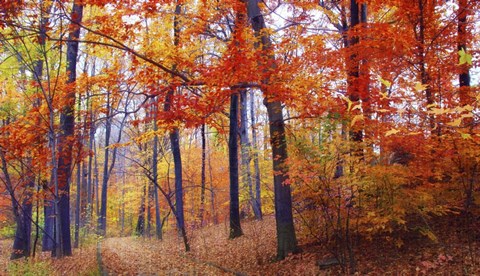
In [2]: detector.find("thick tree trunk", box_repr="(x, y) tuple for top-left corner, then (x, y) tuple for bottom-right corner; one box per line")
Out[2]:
(229, 92), (243, 239)
(54, 1), (83, 257)
(244, 0), (297, 260)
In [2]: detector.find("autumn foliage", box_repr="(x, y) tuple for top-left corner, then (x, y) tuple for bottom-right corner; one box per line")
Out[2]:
(0, 0), (479, 274)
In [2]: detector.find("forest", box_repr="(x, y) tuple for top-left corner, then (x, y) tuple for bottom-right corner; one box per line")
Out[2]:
(0, 0), (479, 274)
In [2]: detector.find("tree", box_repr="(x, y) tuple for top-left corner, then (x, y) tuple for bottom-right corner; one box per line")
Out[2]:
(243, 0), (298, 260)
(228, 91), (242, 239)
(53, 0), (84, 257)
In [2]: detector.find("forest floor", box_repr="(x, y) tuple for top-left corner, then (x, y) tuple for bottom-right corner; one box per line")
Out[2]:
(0, 215), (479, 275)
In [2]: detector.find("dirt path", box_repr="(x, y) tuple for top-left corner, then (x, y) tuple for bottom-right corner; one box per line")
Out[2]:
(99, 237), (241, 275)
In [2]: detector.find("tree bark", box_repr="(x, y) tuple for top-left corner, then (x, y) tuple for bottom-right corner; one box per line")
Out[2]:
(163, 3), (188, 249)
(229, 92), (243, 239)
(244, 0), (297, 260)
(97, 93), (112, 236)
(54, 1), (83, 257)
(199, 124), (207, 226)
(152, 101), (163, 240)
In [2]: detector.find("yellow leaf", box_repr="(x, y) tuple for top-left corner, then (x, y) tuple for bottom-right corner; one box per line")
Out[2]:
(447, 118), (462, 127)
(428, 107), (450, 115)
(350, 114), (364, 126)
(340, 95), (353, 111)
(414, 82), (428, 92)
(351, 104), (362, 111)
(385, 128), (400, 136)
(379, 91), (388, 99)
(378, 77), (392, 88)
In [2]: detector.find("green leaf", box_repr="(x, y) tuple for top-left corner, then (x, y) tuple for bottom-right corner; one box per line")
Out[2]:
(458, 48), (472, 65)
(460, 132), (472, 140)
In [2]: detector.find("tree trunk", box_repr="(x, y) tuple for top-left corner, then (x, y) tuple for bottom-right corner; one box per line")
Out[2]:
(97, 93), (112, 236)
(244, 0), (297, 260)
(229, 92), (243, 239)
(417, 0), (435, 132)
(74, 165), (81, 248)
(199, 124), (206, 226)
(458, 0), (471, 106)
(54, 1), (83, 257)
(240, 91), (261, 219)
(250, 91), (262, 220)
(163, 3), (188, 248)
(1, 151), (33, 260)
(347, 0), (363, 145)
(152, 101), (163, 239)
(86, 89), (95, 227)
(136, 184), (146, 236)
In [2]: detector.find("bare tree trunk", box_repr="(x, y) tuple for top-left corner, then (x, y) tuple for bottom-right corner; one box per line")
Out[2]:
(208, 137), (218, 225)
(244, 0), (297, 260)
(97, 93), (112, 236)
(229, 92), (243, 239)
(136, 183), (146, 236)
(152, 102), (163, 239)
(163, 3), (188, 251)
(74, 165), (81, 248)
(54, 1), (83, 257)
(199, 124), (206, 226)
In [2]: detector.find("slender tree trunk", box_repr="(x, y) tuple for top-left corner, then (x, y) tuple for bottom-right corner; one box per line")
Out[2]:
(152, 102), (162, 239)
(94, 138), (100, 217)
(458, 0), (471, 107)
(250, 91), (262, 220)
(347, 0), (363, 145)
(244, 0), (297, 260)
(417, 0), (435, 132)
(229, 92), (243, 239)
(208, 138), (218, 225)
(74, 165), (81, 248)
(86, 63), (96, 226)
(136, 183), (146, 236)
(97, 93), (111, 236)
(199, 124), (206, 226)
(120, 169), (126, 236)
